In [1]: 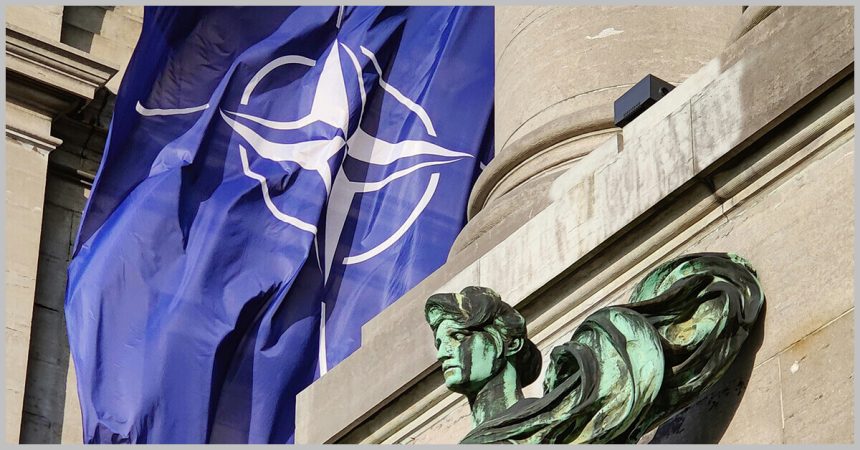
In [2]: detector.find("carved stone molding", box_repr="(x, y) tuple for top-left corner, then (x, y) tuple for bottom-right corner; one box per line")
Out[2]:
(5, 24), (118, 113)
(458, 6), (742, 258)
(728, 6), (780, 42)
(5, 125), (63, 156)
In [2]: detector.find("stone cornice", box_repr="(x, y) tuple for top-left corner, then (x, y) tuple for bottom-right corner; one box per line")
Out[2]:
(728, 6), (780, 42)
(5, 125), (63, 155)
(5, 70), (79, 116)
(466, 107), (615, 220)
(5, 24), (118, 106)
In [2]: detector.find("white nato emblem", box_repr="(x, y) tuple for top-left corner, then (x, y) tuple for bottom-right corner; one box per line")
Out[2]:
(219, 34), (472, 283)
(137, 9), (475, 374)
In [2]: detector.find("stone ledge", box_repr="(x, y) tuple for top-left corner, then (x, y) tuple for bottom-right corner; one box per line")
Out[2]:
(4, 102), (63, 154)
(294, 6), (853, 444)
(5, 127), (62, 156)
(5, 24), (118, 103)
(467, 103), (615, 219)
(728, 6), (780, 42)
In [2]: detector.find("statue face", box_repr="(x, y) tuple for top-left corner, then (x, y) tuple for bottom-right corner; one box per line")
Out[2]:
(433, 318), (502, 394)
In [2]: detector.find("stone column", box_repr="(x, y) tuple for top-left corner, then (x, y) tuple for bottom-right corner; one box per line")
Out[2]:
(4, 24), (116, 443)
(451, 6), (743, 255)
(4, 104), (62, 443)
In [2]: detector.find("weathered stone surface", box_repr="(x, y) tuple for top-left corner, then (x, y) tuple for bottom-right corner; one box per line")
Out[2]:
(6, 282), (38, 335)
(473, 128), (616, 214)
(99, 8), (144, 47)
(58, 5), (141, 93)
(34, 252), (73, 313)
(44, 175), (89, 219)
(5, 6), (64, 41)
(4, 138), (52, 443)
(20, 355), (69, 443)
(592, 103), (694, 236)
(689, 132), (854, 366)
(727, 6), (780, 42)
(780, 311), (854, 444)
(20, 141), (100, 445)
(5, 327), (30, 442)
(453, 131), (615, 259)
(6, 25), (118, 102)
(494, 6), (538, 62)
(646, 356), (783, 444)
(61, 6), (108, 35)
(35, 205), (73, 261)
(464, 6), (741, 265)
(5, 201), (47, 264)
(61, 357), (83, 444)
(476, 177), (592, 306)
(60, 25), (98, 53)
(115, 6), (145, 22)
(19, 411), (54, 444)
(5, 103), (56, 143)
(495, 6), (740, 153)
(87, 33), (137, 93)
(23, 306), (69, 369)
(691, 6), (853, 173)
(409, 400), (471, 444)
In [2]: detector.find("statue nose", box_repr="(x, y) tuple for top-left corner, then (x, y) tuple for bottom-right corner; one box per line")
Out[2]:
(436, 343), (453, 361)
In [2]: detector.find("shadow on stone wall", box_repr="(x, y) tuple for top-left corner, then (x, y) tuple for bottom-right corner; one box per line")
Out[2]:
(645, 302), (767, 444)
(60, 6), (108, 53)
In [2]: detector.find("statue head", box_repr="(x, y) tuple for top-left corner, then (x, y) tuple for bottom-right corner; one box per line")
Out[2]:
(425, 286), (541, 396)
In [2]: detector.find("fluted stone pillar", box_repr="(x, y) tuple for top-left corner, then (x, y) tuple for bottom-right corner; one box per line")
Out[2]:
(451, 6), (743, 255)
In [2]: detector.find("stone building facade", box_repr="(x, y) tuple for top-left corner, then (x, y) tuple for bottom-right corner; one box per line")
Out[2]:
(4, 5), (854, 445)
(4, 6), (141, 443)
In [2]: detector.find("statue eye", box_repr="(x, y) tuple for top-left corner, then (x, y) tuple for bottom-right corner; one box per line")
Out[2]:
(452, 331), (467, 341)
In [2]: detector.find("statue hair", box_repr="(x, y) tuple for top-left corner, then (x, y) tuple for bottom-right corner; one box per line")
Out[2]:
(425, 286), (542, 386)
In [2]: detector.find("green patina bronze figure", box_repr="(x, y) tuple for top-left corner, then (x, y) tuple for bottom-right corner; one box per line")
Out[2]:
(425, 252), (764, 444)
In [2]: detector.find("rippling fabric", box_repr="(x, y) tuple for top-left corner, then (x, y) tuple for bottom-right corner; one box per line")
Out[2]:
(65, 6), (493, 443)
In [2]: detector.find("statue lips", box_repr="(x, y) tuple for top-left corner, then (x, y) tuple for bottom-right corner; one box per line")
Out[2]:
(441, 362), (462, 381)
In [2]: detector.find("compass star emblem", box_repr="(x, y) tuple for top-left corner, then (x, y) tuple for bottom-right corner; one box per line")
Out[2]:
(136, 8), (480, 376)
(225, 34), (477, 374)
(220, 36), (474, 281)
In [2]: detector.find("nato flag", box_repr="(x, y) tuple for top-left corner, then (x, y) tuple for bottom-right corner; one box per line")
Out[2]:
(64, 6), (493, 444)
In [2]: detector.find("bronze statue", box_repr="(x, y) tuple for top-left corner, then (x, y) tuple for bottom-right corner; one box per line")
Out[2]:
(425, 252), (764, 444)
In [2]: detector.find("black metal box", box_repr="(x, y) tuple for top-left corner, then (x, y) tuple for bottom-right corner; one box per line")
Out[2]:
(613, 74), (675, 128)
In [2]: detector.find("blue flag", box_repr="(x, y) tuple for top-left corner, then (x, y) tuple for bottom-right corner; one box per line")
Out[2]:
(65, 6), (493, 444)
